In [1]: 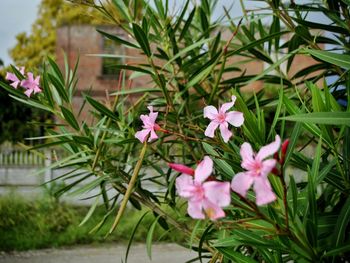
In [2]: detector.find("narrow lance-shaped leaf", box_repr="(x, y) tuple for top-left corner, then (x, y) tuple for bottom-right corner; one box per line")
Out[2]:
(97, 29), (139, 49)
(305, 49), (350, 70)
(85, 95), (119, 121)
(132, 23), (151, 57)
(282, 112), (350, 127)
(60, 106), (80, 131)
(146, 216), (160, 260)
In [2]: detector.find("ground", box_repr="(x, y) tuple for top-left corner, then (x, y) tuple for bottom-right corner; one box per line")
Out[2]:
(0, 243), (199, 263)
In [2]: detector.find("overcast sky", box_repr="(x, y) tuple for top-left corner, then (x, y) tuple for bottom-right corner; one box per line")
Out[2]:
(0, 0), (41, 66)
(0, 0), (318, 67)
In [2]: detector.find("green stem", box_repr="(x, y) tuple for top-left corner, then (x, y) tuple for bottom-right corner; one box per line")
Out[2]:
(109, 142), (148, 233)
(91, 74), (122, 170)
(208, 18), (242, 104)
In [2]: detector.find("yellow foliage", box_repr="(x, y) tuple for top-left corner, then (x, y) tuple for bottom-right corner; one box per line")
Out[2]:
(9, 0), (117, 71)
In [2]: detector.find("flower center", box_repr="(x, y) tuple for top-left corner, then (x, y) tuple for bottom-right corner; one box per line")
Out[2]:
(191, 183), (205, 201)
(253, 162), (262, 177)
(217, 112), (226, 123)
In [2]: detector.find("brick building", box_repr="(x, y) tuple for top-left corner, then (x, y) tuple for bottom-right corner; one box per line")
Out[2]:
(56, 24), (319, 120)
(56, 25), (151, 121)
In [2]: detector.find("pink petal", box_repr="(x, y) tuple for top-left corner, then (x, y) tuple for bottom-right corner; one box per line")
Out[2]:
(202, 199), (226, 220)
(240, 142), (255, 170)
(27, 72), (34, 82)
(176, 174), (194, 198)
(148, 128), (158, 142)
(256, 135), (281, 161)
(147, 106), (158, 124)
(10, 81), (20, 89)
(225, 111), (244, 127)
(187, 200), (205, 219)
(135, 129), (150, 143)
(24, 88), (33, 98)
(219, 123), (232, 142)
(253, 177), (276, 206)
(19, 67), (25, 75)
(34, 85), (42, 94)
(231, 172), (254, 197)
(194, 156), (213, 183)
(204, 121), (219, 138)
(260, 159), (277, 178)
(168, 163), (195, 175)
(220, 95), (236, 113)
(204, 105), (218, 120)
(34, 76), (40, 85)
(6, 72), (17, 82)
(203, 181), (231, 206)
(140, 114), (150, 125)
(148, 111), (158, 124)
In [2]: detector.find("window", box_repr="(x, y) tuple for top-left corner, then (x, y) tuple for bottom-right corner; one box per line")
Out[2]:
(101, 37), (124, 78)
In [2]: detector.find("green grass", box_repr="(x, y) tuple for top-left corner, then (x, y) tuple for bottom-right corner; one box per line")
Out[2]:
(0, 194), (182, 251)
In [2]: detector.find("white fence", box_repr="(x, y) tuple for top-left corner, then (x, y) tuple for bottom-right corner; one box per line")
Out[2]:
(0, 148), (100, 205)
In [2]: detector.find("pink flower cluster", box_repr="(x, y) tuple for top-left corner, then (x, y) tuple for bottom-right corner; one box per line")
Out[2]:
(134, 99), (284, 220)
(6, 67), (41, 98)
(170, 157), (231, 220)
(204, 96), (244, 142)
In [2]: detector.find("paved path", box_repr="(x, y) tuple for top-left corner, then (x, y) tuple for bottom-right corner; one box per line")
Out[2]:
(0, 243), (200, 263)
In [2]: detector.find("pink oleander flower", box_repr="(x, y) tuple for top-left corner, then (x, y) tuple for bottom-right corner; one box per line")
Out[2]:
(21, 72), (41, 97)
(204, 95), (244, 143)
(135, 106), (160, 143)
(5, 67), (25, 89)
(231, 135), (281, 206)
(171, 156), (231, 220)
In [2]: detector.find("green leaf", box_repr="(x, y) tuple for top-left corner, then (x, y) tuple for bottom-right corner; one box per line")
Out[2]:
(305, 49), (350, 70)
(146, 216), (159, 260)
(292, 17), (349, 35)
(109, 64), (153, 75)
(226, 31), (289, 57)
(289, 175), (298, 219)
(112, 0), (132, 22)
(9, 95), (53, 113)
(212, 237), (242, 247)
(97, 29), (139, 49)
(60, 106), (80, 131)
(85, 95), (119, 121)
(48, 56), (64, 84)
(282, 112), (350, 127)
(79, 197), (99, 226)
(332, 195), (350, 247)
(202, 142), (235, 178)
(216, 247), (258, 263)
(234, 229), (278, 247)
(48, 73), (69, 103)
(111, 87), (161, 96)
(179, 7), (195, 40)
(132, 23), (151, 57)
(323, 243), (350, 257)
(125, 212), (150, 263)
(42, 69), (54, 108)
(163, 37), (214, 69)
(68, 175), (107, 196)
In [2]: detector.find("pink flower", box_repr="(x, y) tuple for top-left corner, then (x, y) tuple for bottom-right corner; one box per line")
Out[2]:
(5, 67), (25, 89)
(231, 135), (281, 206)
(204, 95), (244, 143)
(135, 106), (160, 143)
(21, 72), (41, 97)
(173, 156), (231, 220)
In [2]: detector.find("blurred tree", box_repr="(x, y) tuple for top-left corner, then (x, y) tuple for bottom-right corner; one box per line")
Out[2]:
(9, 0), (117, 71)
(0, 72), (51, 144)
(4, 0), (123, 144)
